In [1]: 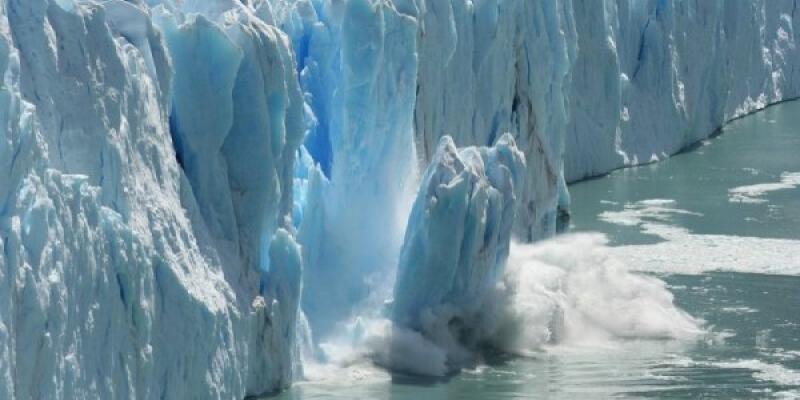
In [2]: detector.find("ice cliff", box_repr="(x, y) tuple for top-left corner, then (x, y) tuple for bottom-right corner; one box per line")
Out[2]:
(0, 0), (303, 398)
(564, 0), (800, 181)
(1, 0), (799, 398)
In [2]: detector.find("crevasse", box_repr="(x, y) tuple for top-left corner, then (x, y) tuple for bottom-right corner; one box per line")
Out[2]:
(1, 0), (799, 398)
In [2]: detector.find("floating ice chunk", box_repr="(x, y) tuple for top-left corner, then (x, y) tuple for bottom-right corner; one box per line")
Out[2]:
(599, 200), (800, 276)
(610, 229), (800, 276)
(728, 172), (800, 203)
(599, 198), (702, 227)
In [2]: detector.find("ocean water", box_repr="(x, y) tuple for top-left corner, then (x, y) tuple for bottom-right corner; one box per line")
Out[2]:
(269, 101), (800, 399)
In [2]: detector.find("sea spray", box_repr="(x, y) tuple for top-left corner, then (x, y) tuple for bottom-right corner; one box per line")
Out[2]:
(307, 232), (703, 377)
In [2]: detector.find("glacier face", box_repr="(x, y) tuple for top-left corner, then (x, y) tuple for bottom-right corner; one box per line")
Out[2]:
(0, 0), (303, 398)
(275, 0), (421, 341)
(564, 0), (800, 181)
(1, 0), (800, 398)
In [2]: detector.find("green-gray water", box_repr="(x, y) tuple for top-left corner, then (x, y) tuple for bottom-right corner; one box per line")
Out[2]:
(270, 101), (800, 399)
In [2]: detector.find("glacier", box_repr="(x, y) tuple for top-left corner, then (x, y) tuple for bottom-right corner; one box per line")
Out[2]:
(564, 0), (800, 181)
(1, 0), (800, 398)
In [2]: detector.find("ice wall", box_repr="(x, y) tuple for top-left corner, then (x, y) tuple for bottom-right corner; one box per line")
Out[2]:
(0, 0), (304, 398)
(271, 0), (420, 341)
(565, 0), (800, 181)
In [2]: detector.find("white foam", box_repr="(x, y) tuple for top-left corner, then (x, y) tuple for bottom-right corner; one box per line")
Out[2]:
(720, 306), (759, 314)
(487, 234), (703, 355)
(663, 357), (800, 386)
(760, 349), (800, 361)
(714, 360), (800, 386)
(729, 172), (800, 203)
(307, 233), (702, 378)
(775, 390), (800, 399)
(599, 199), (702, 227)
(600, 199), (800, 275)
(312, 317), (449, 377)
